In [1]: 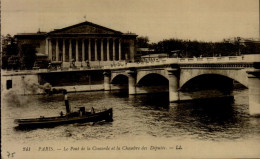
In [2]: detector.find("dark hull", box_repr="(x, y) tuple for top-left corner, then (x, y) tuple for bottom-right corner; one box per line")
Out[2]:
(15, 108), (113, 128)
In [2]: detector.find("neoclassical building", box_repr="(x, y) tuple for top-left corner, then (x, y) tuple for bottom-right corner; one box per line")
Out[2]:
(15, 21), (137, 67)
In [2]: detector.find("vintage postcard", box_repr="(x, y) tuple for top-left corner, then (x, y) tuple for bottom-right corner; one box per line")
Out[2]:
(1, 0), (260, 158)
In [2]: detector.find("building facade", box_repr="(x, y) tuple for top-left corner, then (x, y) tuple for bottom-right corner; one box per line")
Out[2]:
(15, 21), (137, 68)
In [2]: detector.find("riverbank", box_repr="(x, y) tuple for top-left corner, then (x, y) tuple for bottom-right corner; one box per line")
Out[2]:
(1, 69), (106, 95)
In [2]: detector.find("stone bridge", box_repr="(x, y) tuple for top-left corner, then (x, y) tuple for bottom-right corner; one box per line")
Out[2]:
(103, 55), (260, 115)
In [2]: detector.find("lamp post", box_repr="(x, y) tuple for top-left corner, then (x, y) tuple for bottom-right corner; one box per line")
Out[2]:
(237, 37), (241, 56)
(185, 43), (188, 58)
(212, 43), (215, 57)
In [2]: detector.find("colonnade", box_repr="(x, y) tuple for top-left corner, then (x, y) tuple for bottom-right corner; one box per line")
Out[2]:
(45, 38), (123, 62)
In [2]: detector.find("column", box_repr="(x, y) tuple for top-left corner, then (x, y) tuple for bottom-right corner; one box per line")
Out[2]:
(103, 71), (111, 91)
(49, 39), (52, 61)
(129, 39), (135, 62)
(167, 68), (180, 102)
(101, 39), (104, 61)
(113, 38), (115, 61)
(82, 39), (85, 61)
(247, 70), (260, 115)
(119, 39), (121, 61)
(107, 38), (110, 61)
(45, 38), (48, 55)
(75, 39), (79, 61)
(95, 39), (97, 61)
(69, 39), (72, 62)
(56, 39), (59, 61)
(62, 39), (65, 62)
(88, 39), (91, 61)
(127, 69), (136, 95)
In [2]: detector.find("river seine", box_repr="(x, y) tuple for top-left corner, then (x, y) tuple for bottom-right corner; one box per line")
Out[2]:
(1, 88), (260, 157)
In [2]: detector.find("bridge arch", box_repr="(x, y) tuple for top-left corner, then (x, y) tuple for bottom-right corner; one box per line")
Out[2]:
(111, 72), (128, 83)
(110, 73), (129, 90)
(179, 69), (248, 89)
(135, 73), (169, 94)
(137, 73), (169, 85)
(136, 69), (168, 84)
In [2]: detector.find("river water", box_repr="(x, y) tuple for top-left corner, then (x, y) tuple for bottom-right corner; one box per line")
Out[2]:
(1, 88), (260, 158)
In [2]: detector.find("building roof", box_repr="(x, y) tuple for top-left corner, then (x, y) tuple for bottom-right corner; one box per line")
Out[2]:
(48, 21), (123, 35)
(15, 32), (47, 38)
(15, 20), (137, 38)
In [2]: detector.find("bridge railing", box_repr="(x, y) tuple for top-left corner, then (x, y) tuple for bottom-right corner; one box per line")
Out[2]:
(128, 58), (175, 67)
(105, 54), (260, 69)
(173, 55), (260, 63)
(103, 58), (172, 69)
(176, 56), (244, 63)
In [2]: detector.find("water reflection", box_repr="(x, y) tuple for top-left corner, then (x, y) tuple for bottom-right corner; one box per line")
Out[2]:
(2, 88), (260, 143)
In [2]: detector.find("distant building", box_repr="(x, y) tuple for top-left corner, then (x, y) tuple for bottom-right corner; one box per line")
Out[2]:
(15, 21), (137, 68)
(136, 48), (155, 54)
(136, 48), (155, 61)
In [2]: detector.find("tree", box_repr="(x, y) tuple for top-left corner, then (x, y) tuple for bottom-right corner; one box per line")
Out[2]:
(8, 55), (21, 69)
(1, 34), (19, 69)
(242, 42), (260, 55)
(2, 55), (9, 69)
(21, 44), (37, 69)
(136, 36), (149, 48)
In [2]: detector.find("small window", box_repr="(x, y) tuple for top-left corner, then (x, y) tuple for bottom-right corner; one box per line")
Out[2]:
(6, 80), (12, 90)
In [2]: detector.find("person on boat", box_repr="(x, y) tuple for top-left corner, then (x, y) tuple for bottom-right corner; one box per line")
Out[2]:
(60, 111), (64, 117)
(91, 107), (95, 114)
(63, 90), (70, 114)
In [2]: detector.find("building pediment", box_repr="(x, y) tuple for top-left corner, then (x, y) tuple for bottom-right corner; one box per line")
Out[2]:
(48, 21), (122, 35)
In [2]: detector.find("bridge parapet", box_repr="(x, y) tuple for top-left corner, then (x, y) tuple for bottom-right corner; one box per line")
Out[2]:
(176, 56), (242, 63)
(104, 58), (172, 69)
(104, 54), (260, 70)
(170, 54), (260, 64)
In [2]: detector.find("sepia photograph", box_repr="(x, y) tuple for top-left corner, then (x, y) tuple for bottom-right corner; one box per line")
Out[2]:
(1, 0), (260, 158)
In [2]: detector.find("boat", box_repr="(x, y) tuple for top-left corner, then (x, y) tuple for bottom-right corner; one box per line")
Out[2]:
(14, 90), (113, 128)
(14, 108), (113, 128)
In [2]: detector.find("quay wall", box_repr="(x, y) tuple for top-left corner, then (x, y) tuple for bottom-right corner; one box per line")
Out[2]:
(38, 70), (104, 87)
(1, 73), (43, 95)
(1, 69), (123, 95)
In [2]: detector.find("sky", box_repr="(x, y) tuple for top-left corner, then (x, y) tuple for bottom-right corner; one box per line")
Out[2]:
(1, 0), (259, 43)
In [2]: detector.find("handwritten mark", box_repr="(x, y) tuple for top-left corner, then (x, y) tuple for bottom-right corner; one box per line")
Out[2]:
(7, 151), (15, 158)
